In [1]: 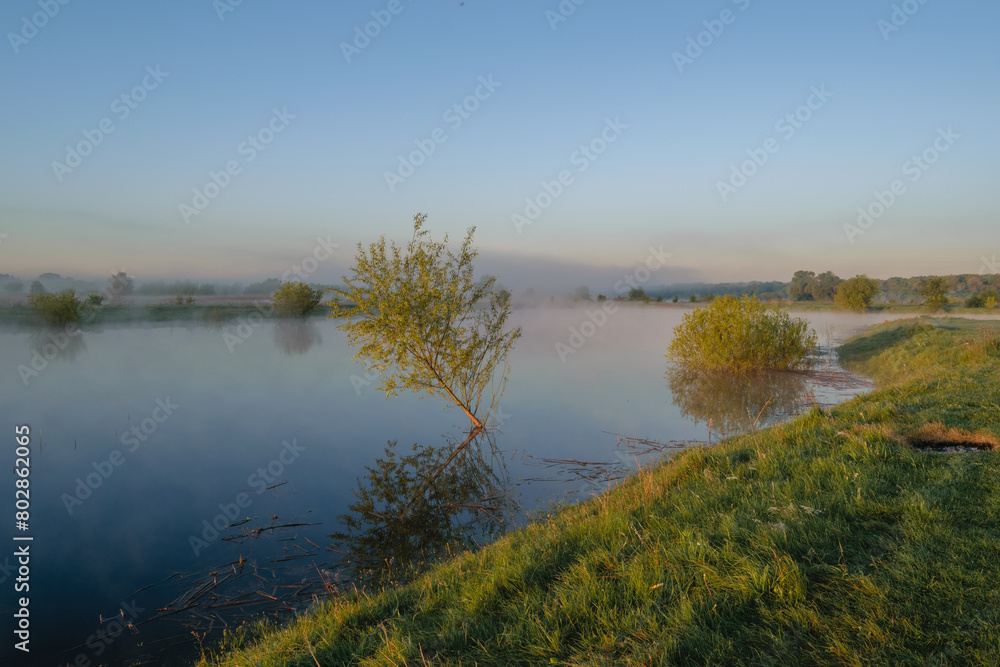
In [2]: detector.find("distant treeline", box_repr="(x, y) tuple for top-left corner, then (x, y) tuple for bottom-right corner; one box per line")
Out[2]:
(646, 271), (1000, 304)
(0, 273), (335, 298)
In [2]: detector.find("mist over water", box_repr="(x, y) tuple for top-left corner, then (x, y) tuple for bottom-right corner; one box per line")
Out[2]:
(2, 306), (989, 664)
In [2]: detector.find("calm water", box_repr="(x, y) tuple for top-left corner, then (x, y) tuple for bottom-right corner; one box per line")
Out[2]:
(0, 306), (981, 664)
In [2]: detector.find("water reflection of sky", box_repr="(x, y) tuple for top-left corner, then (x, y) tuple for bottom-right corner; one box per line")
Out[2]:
(0, 307), (988, 663)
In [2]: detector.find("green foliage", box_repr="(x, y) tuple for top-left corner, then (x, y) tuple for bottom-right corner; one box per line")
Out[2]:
(627, 286), (647, 301)
(789, 270), (815, 301)
(789, 269), (843, 302)
(271, 281), (324, 317)
(919, 276), (950, 311)
(29, 280), (46, 296)
(966, 289), (999, 308)
(596, 294), (607, 302)
(835, 274), (880, 312)
(84, 293), (104, 307)
(332, 214), (521, 430)
(672, 296), (679, 303)
(667, 295), (817, 373)
(27, 289), (81, 326)
(689, 294), (696, 302)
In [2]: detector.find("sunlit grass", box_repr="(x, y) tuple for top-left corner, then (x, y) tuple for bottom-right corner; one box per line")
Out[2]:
(198, 318), (1000, 666)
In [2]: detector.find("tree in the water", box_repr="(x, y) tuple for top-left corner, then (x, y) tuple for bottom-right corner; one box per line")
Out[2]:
(331, 214), (521, 433)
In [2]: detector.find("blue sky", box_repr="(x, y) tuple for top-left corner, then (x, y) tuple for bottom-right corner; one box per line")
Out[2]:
(1, 0), (997, 290)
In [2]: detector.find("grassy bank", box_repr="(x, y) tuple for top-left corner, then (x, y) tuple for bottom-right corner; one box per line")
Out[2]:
(198, 319), (1000, 666)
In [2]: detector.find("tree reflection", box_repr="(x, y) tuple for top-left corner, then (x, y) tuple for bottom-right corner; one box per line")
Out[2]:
(27, 327), (87, 364)
(273, 319), (322, 355)
(330, 432), (515, 585)
(666, 365), (811, 438)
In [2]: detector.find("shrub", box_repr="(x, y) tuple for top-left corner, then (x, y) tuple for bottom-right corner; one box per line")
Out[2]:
(271, 281), (325, 317)
(84, 294), (104, 307)
(966, 289), (999, 309)
(835, 274), (880, 312)
(27, 289), (82, 326)
(666, 295), (817, 373)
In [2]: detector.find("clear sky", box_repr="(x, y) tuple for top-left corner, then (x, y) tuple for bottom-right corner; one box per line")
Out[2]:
(1, 0), (997, 290)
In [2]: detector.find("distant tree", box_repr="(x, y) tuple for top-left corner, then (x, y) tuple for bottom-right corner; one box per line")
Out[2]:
(919, 277), (950, 311)
(84, 293), (104, 307)
(809, 271), (842, 301)
(4, 279), (24, 295)
(965, 289), (998, 309)
(689, 295), (696, 302)
(596, 294), (607, 302)
(672, 296), (679, 303)
(572, 285), (591, 302)
(835, 275), (880, 312)
(29, 280), (46, 296)
(272, 281), (325, 317)
(789, 270), (816, 301)
(628, 286), (647, 301)
(655, 296), (663, 302)
(108, 271), (134, 298)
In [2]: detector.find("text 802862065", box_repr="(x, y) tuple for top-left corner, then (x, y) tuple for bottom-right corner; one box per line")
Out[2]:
(14, 424), (32, 653)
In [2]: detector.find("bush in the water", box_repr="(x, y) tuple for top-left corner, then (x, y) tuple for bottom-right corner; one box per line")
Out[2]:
(667, 295), (817, 373)
(271, 281), (325, 317)
(27, 289), (82, 326)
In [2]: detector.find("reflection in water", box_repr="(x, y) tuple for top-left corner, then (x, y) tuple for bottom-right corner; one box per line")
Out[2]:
(331, 433), (516, 584)
(273, 319), (323, 355)
(667, 365), (812, 438)
(27, 327), (87, 364)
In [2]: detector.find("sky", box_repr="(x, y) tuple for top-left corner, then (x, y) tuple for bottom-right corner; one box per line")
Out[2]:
(1, 0), (998, 292)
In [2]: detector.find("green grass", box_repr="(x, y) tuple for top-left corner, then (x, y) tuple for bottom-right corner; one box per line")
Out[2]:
(198, 318), (1000, 666)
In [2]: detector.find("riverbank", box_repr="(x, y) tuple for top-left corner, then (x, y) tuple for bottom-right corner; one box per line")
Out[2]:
(196, 318), (1000, 665)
